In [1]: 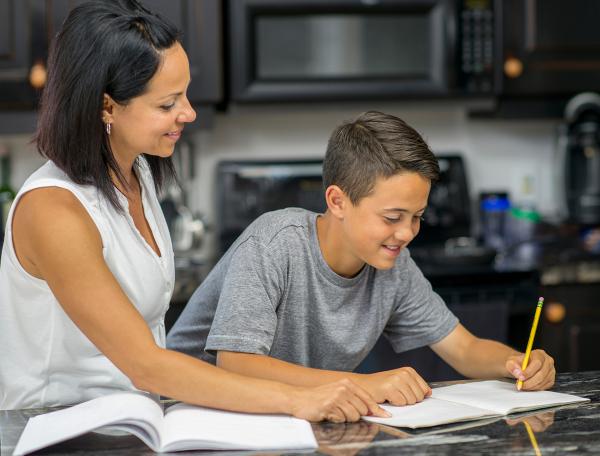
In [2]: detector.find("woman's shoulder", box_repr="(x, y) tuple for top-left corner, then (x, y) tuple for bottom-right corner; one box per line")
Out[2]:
(14, 180), (96, 234)
(21, 160), (82, 193)
(19, 160), (99, 203)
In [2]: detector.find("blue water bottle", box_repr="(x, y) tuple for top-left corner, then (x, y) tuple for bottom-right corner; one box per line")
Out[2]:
(480, 194), (511, 252)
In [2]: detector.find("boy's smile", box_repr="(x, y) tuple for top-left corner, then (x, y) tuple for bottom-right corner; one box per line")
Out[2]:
(318, 171), (431, 278)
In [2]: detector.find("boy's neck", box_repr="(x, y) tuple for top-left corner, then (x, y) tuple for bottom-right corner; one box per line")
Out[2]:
(316, 211), (366, 278)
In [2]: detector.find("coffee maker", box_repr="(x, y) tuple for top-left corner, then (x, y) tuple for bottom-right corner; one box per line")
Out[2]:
(558, 92), (600, 225)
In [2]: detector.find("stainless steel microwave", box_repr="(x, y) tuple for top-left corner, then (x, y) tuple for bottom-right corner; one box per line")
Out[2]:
(229, 0), (495, 101)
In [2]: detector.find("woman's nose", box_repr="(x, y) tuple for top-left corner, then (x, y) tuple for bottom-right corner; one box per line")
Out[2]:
(179, 98), (196, 123)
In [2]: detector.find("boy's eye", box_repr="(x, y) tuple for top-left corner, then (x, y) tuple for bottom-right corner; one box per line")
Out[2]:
(384, 214), (424, 223)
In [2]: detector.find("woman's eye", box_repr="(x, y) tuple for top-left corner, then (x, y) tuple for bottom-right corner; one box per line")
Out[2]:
(414, 215), (425, 222)
(385, 217), (401, 223)
(160, 103), (175, 111)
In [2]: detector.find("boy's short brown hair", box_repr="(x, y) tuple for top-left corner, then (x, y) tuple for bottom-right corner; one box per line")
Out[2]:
(322, 111), (439, 205)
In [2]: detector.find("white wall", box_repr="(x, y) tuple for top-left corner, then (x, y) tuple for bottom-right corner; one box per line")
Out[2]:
(189, 102), (562, 223)
(2, 101), (564, 254)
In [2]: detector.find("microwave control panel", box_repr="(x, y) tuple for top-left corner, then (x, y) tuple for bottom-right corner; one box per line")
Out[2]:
(459, 0), (495, 94)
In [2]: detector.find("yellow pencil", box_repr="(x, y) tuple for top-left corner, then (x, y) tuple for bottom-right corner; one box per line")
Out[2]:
(524, 421), (542, 456)
(517, 297), (544, 391)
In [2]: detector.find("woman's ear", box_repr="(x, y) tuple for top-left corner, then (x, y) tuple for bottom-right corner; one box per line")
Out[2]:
(325, 185), (349, 220)
(102, 93), (116, 124)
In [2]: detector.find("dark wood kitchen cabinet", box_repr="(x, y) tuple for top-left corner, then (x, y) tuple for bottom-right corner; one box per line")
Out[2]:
(0, 0), (48, 109)
(497, 0), (600, 96)
(50, 0), (222, 105)
(539, 282), (600, 372)
(0, 0), (222, 111)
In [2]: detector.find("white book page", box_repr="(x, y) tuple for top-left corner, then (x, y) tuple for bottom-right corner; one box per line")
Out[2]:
(13, 393), (165, 456)
(362, 397), (497, 429)
(161, 403), (317, 451)
(433, 380), (589, 415)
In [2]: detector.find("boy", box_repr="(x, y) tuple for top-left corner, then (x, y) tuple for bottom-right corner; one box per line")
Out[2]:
(168, 111), (555, 406)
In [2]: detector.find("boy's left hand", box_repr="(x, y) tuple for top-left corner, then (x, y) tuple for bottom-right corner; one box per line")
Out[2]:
(505, 349), (555, 391)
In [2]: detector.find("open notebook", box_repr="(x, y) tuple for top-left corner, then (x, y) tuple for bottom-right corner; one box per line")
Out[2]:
(364, 380), (589, 429)
(13, 392), (317, 455)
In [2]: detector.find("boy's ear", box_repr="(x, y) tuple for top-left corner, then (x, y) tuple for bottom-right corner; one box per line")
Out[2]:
(102, 93), (116, 124)
(325, 185), (348, 219)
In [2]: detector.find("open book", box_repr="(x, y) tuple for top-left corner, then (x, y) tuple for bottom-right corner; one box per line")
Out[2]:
(13, 392), (317, 455)
(364, 380), (589, 429)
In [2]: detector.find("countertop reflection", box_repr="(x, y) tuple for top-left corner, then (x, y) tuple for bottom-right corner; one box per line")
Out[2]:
(1, 371), (599, 455)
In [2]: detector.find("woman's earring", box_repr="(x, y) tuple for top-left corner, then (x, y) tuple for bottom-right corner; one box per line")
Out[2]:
(105, 122), (112, 135)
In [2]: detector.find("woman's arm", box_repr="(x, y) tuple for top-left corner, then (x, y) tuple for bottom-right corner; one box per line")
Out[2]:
(11, 187), (386, 422)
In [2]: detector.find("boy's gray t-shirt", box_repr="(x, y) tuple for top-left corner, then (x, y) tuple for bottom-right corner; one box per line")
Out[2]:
(167, 208), (458, 371)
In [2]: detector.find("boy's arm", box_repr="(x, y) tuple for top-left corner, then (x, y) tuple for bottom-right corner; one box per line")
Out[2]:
(217, 351), (432, 405)
(430, 324), (555, 390)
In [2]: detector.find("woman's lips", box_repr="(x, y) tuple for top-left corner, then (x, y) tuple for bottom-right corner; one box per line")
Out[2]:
(165, 130), (182, 141)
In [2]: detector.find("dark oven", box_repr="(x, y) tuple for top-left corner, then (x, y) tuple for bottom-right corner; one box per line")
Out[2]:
(228, 0), (495, 101)
(215, 160), (325, 256)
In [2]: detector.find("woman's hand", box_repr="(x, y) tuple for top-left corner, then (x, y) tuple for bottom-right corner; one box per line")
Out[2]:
(289, 379), (391, 423)
(314, 421), (379, 456)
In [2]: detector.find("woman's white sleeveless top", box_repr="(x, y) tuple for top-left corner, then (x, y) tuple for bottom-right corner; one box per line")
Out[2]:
(0, 159), (174, 410)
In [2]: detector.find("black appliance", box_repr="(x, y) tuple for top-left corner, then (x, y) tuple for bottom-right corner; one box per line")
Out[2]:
(409, 155), (498, 267)
(215, 159), (325, 256)
(229, 0), (495, 101)
(412, 155), (471, 244)
(558, 92), (600, 225)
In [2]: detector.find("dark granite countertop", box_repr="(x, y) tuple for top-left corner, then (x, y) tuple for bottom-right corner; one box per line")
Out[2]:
(1, 371), (599, 455)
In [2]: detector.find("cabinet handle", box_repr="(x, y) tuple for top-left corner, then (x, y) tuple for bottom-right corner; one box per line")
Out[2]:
(545, 301), (566, 323)
(504, 57), (523, 79)
(29, 61), (47, 89)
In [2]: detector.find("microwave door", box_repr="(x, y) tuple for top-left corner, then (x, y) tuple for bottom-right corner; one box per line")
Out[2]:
(230, 0), (457, 101)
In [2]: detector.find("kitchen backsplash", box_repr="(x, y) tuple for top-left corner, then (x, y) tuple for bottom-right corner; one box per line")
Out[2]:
(2, 101), (562, 230)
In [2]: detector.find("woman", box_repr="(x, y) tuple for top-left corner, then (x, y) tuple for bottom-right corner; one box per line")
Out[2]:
(0, 0), (386, 423)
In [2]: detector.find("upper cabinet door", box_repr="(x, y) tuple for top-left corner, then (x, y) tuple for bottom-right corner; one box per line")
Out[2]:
(123, 0), (223, 104)
(163, 0), (223, 104)
(499, 0), (600, 96)
(0, 0), (222, 109)
(0, 0), (48, 108)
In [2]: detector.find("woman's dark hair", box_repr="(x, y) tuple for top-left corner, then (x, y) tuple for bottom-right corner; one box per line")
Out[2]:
(35, 0), (181, 210)
(322, 111), (440, 205)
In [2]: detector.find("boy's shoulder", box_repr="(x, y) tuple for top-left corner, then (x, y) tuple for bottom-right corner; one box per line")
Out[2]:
(242, 207), (316, 248)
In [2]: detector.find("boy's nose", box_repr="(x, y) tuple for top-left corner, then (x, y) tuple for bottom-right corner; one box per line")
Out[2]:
(394, 226), (415, 243)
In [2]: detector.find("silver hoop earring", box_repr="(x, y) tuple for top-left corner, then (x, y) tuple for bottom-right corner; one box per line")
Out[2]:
(106, 123), (112, 135)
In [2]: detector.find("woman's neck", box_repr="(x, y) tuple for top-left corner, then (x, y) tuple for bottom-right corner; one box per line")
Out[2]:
(110, 156), (140, 201)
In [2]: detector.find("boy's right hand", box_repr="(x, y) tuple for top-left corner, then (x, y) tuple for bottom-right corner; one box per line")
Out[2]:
(357, 367), (431, 405)
(289, 378), (391, 423)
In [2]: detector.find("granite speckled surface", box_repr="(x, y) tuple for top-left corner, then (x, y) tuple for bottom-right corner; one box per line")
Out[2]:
(1, 371), (598, 455)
